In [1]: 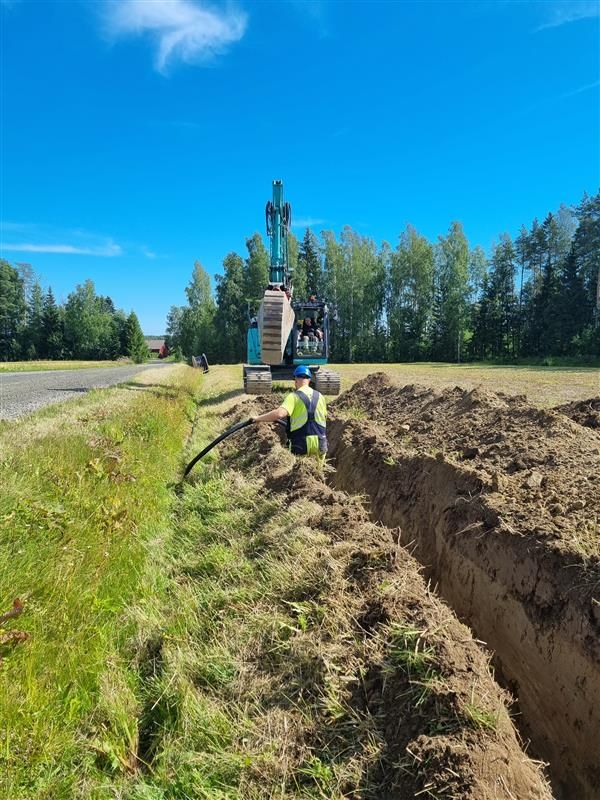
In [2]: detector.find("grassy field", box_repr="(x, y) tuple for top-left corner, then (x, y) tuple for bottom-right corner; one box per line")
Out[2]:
(0, 359), (134, 372)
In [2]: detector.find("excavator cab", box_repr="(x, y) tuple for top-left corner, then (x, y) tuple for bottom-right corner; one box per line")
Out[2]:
(293, 301), (329, 360)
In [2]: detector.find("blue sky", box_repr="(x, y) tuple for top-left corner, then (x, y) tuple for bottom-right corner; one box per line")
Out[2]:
(1, 0), (598, 333)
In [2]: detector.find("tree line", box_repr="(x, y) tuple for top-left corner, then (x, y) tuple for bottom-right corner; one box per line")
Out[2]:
(0, 264), (148, 363)
(167, 191), (599, 365)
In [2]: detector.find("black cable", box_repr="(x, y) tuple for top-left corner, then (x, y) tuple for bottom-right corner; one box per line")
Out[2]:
(184, 419), (255, 477)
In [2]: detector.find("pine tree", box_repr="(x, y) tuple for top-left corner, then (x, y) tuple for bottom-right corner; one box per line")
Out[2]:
(25, 281), (45, 359)
(470, 271), (492, 360)
(299, 229), (322, 298)
(42, 288), (64, 359)
(514, 225), (531, 356)
(572, 192), (600, 327)
(556, 250), (588, 353)
(486, 235), (517, 358)
(126, 312), (148, 364)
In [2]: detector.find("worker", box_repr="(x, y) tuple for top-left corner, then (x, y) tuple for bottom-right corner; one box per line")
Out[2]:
(251, 366), (327, 461)
(302, 317), (315, 337)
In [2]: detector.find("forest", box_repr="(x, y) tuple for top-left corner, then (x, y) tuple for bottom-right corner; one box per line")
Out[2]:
(2, 192), (598, 366)
(166, 191), (600, 365)
(0, 270), (148, 363)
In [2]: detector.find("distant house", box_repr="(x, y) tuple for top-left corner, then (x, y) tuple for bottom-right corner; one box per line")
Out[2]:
(145, 338), (169, 359)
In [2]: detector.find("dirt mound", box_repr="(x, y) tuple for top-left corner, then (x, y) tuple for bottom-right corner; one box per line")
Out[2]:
(336, 373), (600, 558)
(554, 397), (600, 429)
(214, 411), (552, 799)
(330, 375), (600, 798)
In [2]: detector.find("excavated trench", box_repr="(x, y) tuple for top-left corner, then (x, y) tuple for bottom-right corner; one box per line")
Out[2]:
(326, 380), (600, 800)
(220, 412), (554, 799)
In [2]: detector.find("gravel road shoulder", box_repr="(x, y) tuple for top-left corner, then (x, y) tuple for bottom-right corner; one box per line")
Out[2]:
(0, 362), (175, 420)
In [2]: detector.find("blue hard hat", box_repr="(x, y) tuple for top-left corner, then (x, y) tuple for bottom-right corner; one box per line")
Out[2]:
(294, 365), (312, 379)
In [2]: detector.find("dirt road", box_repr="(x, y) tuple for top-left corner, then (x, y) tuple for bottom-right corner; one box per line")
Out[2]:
(0, 362), (172, 420)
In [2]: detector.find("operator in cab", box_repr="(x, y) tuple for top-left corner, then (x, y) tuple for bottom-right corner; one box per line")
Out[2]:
(251, 366), (327, 462)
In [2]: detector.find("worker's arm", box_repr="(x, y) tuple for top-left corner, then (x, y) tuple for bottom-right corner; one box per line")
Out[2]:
(251, 406), (288, 424)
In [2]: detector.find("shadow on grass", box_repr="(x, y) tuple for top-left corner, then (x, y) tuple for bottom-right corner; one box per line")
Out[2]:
(200, 389), (245, 406)
(120, 382), (179, 400)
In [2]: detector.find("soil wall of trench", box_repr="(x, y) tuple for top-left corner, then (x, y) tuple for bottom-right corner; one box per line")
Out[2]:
(327, 416), (600, 800)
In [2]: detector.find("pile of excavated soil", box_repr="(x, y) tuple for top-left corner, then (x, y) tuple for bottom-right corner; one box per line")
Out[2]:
(554, 397), (600, 430)
(217, 409), (552, 799)
(331, 374), (600, 799)
(335, 375), (600, 558)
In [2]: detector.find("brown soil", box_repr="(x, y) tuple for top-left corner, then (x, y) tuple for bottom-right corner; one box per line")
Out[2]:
(554, 397), (600, 430)
(217, 403), (552, 799)
(330, 373), (600, 799)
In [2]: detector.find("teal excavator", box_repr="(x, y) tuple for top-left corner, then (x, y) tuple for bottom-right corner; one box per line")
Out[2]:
(243, 181), (341, 395)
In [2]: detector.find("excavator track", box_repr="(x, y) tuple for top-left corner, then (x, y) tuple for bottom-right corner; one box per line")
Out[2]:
(314, 369), (341, 396)
(244, 365), (272, 395)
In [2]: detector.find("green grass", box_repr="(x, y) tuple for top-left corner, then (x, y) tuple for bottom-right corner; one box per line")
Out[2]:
(0, 359), (134, 372)
(0, 368), (201, 798)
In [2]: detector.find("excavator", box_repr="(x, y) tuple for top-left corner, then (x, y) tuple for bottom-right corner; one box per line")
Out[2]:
(243, 180), (341, 396)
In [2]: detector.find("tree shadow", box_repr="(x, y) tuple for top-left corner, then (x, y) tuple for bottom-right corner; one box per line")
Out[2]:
(200, 389), (245, 406)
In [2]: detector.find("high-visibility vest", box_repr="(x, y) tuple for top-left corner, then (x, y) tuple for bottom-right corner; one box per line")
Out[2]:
(287, 389), (327, 456)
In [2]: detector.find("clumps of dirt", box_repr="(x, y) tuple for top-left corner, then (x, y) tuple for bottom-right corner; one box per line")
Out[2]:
(216, 418), (552, 799)
(336, 373), (600, 559)
(0, 599), (28, 664)
(330, 373), (600, 798)
(554, 397), (600, 430)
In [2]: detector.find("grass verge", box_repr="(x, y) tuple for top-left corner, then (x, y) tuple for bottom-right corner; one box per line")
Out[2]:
(0, 367), (201, 798)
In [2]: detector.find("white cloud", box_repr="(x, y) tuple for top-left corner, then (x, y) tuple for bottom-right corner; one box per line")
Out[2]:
(556, 80), (600, 100)
(104, 0), (247, 73)
(292, 217), (327, 229)
(1, 241), (123, 256)
(537, 0), (600, 30)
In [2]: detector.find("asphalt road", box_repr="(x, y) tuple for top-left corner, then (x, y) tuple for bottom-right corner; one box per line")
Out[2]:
(0, 363), (172, 420)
